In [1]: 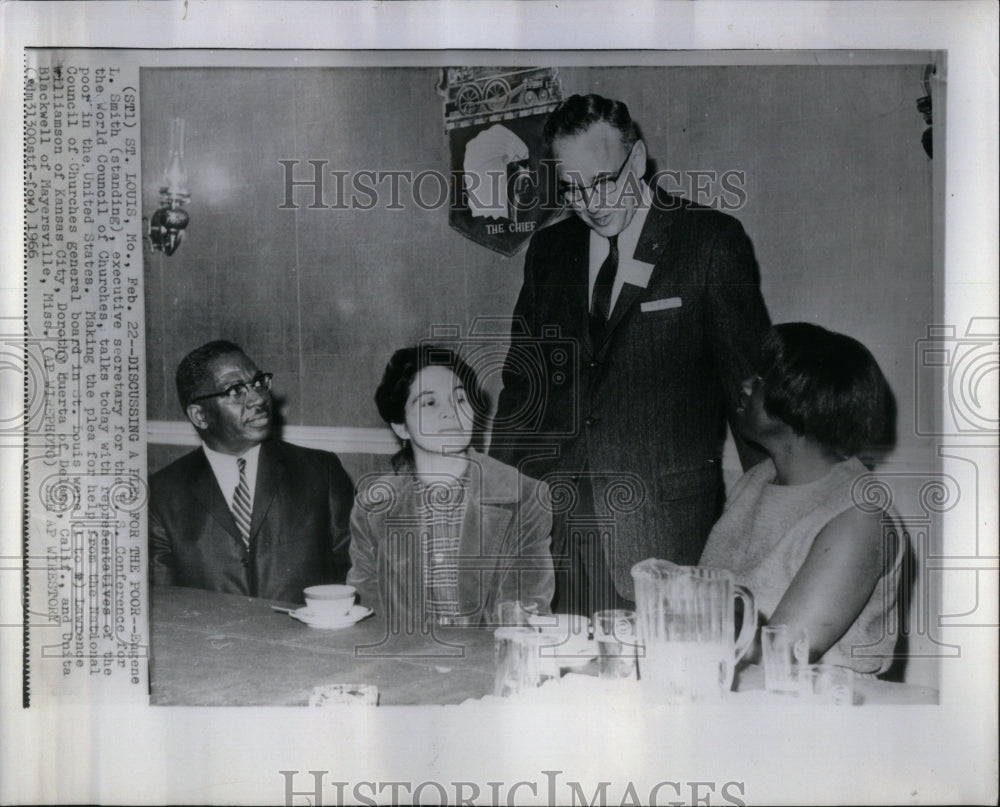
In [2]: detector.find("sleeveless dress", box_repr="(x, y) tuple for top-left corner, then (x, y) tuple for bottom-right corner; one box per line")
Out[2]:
(700, 457), (902, 675)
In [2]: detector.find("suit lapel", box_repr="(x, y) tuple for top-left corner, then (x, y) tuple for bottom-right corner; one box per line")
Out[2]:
(554, 218), (595, 358)
(632, 191), (678, 267)
(601, 282), (643, 349)
(597, 198), (678, 353)
(193, 448), (242, 540)
(457, 466), (510, 616)
(250, 441), (282, 541)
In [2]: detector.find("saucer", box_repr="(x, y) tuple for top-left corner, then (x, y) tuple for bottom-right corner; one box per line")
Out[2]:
(291, 605), (373, 629)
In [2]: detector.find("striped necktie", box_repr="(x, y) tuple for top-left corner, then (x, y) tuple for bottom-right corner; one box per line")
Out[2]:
(232, 457), (252, 548)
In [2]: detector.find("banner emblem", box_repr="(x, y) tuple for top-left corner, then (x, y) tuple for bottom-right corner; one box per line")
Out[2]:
(442, 67), (564, 256)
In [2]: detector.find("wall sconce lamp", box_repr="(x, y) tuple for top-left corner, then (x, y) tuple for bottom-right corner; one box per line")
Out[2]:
(146, 117), (190, 255)
(916, 64), (933, 159)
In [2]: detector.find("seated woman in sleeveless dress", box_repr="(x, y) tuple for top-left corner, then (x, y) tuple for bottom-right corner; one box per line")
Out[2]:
(700, 323), (901, 676)
(348, 345), (555, 628)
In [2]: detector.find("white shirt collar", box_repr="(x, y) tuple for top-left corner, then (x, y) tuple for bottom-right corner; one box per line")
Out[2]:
(202, 442), (262, 508)
(588, 182), (656, 310)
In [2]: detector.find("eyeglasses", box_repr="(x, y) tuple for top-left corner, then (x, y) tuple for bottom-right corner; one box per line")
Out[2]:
(557, 143), (636, 206)
(191, 372), (273, 404)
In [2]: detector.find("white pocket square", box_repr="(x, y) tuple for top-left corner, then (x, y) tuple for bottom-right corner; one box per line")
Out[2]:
(641, 297), (682, 313)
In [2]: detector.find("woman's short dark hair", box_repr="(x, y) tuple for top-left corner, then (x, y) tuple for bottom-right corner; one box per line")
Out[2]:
(759, 323), (888, 456)
(374, 345), (487, 468)
(543, 93), (640, 153)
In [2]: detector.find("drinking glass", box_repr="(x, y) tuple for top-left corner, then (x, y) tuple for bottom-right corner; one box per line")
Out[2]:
(495, 599), (538, 627)
(593, 609), (638, 680)
(798, 664), (855, 705)
(761, 625), (810, 693)
(493, 628), (558, 696)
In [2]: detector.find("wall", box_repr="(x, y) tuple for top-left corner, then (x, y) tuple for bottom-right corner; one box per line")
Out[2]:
(142, 63), (940, 683)
(143, 64), (935, 453)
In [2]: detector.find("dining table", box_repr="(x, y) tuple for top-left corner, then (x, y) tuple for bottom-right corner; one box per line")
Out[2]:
(149, 586), (938, 707)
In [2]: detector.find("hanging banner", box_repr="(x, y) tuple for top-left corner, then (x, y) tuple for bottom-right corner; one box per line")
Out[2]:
(443, 67), (564, 256)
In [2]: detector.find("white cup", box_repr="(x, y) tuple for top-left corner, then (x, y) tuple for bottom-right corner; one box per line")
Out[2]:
(303, 584), (356, 618)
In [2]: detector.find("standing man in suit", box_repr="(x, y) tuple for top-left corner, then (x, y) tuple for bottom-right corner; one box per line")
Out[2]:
(149, 340), (354, 603)
(491, 94), (770, 614)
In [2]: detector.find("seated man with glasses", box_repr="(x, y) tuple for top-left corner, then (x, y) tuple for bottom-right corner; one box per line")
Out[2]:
(149, 340), (354, 602)
(491, 93), (771, 616)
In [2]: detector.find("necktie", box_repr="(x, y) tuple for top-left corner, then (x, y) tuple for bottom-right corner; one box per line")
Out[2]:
(590, 234), (619, 346)
(232, 457), (252, 548)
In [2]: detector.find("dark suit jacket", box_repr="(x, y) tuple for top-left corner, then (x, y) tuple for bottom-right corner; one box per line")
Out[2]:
(149, 439), (354, 603)
(347, 451), (554, 627)
(491, 188), (770, 597)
